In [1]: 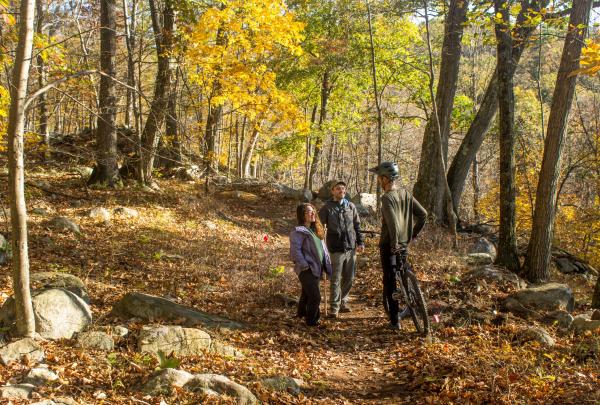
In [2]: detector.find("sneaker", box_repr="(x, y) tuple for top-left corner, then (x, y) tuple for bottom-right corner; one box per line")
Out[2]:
(398, 307), (410, 320)
(326, 312), (338, 319)
(340, 303), (351, 313)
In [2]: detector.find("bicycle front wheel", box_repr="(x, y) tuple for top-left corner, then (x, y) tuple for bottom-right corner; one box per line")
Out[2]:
(403, 270), (430, 336)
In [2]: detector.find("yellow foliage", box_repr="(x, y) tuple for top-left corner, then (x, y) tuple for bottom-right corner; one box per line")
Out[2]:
(575, 39), (600, 76)
(185, 0), (306, 138)
(0, 85), (9, 151)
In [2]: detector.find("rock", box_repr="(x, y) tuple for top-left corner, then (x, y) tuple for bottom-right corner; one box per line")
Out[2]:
(0, 383), (35, 399)
(555, 257), (580, 274)
(502, 297), (537, 319)
(449, 305), (493, 327)
(74, 166), (94, 180)
(273, 293), (299, 307)
(571, 315), (600, 334)
(351, 193), (376, 213)
(49, 217), (80, 234)
(0, 338), (44, 365)
(31, 208), (49, 216)
(76, 331), (114, 351)
(214, 176), (229, 185)
(113, 207), (139, 218)
(112, 292), (242, 329)
(541, 310), (574, 329)
(317, 180), (336, 201)
(0, 234), (10, 265)
(30, 272), (88, 303)
(0, 289), (91, 339)
(186, 374), (257, 404)
(142, 368), (194, 395)
(218, 190), (259, 202)
(138, 325), (211, 357)
(87, 207), (110, 222)
(203, 220), (217, 230)
(592, 310), (600, 321)
(32, 289), (92, 339)
(515, 327), (555, 347)
(172, 165), (201, 181)
(463, 265), (527, 290)
(260, 376), (303, 395)
(469, 237), (497, 260)
(210, 341), (244, 358)
(111, 325), (130, 338)
(466, 253), (493, 265)
(24, 365), (59, 386)
(504, 283), (575, 313)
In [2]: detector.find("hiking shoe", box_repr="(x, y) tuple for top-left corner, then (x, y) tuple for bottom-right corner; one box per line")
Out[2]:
(340, 303), (352, 313)
(398, 307), (410, 320)
(326, 312), (338, 319)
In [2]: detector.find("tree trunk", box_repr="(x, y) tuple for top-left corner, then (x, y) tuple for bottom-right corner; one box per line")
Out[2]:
(35, 0), (49, 160)
(303, 104), (318, 190)
(593, 276), (600, 309)
(242, 126), (260, 178)
(522, 0), (592, 283)
(140, 0), (174, 185)
(166, 69), (181, 166)
(89, 0), (120, 187)
(308, 71), (332, 190)
(447, 0), (549, 214)
(413, 0), (468, 221)
(494, 0), (520, 273)
(122, 0), (139, 133)
(7, 0), (36, 337)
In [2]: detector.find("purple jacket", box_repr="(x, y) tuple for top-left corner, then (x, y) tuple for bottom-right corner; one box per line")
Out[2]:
(289, 226), (333, 278)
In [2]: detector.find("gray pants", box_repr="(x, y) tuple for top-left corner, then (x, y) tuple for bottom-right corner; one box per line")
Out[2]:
(329, 250), (356, 313)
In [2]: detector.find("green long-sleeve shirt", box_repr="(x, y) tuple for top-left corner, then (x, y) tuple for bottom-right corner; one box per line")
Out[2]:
(380, 188), (427, 249)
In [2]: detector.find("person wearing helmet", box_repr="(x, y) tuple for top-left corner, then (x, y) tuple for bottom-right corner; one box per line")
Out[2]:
(368, 162), (427, 330)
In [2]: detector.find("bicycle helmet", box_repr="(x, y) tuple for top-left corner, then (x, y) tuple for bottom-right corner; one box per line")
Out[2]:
(368, 161), (399, 180)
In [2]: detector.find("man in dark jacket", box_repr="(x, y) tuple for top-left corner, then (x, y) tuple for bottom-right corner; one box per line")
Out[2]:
(318, 181), (364, 317)
(368, 162), (427, 329)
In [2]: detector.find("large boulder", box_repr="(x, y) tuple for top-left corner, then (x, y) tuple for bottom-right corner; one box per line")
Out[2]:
(0, 289), (92, 339)
(351, 193), (376, 213)
(0, 383), (35, 399)
(24, 365), (59, 386)
(469, 237), (497, 260)
(540, 310), (574, 329)
(503, 283), (574, 314)
(138, 325), (211, 357)
(48, 217), (80, 234)
(275, 184), (312, 202)
(317, 180), (352, 201)
(30, 272), (88, 303)
(143, 369), (258, 404)
(0, 338), (44, 365)
(112, 292), (242, 330)
(463, 265), (527, 291)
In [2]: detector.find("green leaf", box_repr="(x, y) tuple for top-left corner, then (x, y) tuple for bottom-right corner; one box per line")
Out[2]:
(157, 350), (182, 369)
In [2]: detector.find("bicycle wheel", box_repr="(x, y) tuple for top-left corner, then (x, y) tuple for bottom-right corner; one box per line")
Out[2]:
(402, 270), (430, 336)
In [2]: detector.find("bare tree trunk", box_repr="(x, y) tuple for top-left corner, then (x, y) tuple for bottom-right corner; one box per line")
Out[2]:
(413, 0), (468, 222)
(325, 135), (336, 180)
(303, 104), (317, 190)
(35, 0), (49, 160)
(89, 0), (120, 187)
(593, 276), (600, 309)
(122, 0), (139, 132)
(238, 116), (246, 177)
(140, 0), (175, 185)
(447, 0), (549, 215)
(166, 69), (181, 166)
(308, 70), (332, 190)
(472, 158), (480, 221)
(7, 0), (36, 337)
(522, 0), (592, 283)
(242, 126), (261, 178)
(494, 0), (520, 273)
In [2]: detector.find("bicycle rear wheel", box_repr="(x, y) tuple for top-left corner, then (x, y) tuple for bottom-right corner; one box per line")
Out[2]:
(402, 270), (430, 336)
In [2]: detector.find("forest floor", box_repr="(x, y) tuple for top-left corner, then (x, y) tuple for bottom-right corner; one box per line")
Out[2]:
(0, 166), (599, 404)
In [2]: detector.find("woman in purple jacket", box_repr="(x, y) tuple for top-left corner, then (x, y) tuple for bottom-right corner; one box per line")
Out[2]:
(289, 203), (333, 326)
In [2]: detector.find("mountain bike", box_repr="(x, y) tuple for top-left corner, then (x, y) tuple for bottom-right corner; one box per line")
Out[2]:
(388, 250), (430, 336)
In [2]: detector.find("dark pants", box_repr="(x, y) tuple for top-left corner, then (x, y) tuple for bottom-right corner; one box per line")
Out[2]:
(297, 270), (321, 326)
(380, 244), (400, 325)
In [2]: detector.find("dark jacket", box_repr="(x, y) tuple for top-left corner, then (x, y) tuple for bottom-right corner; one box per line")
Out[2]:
(289, 226), (333, 278)
(380, 188), (427, 249)
(318, 198), (364, 253)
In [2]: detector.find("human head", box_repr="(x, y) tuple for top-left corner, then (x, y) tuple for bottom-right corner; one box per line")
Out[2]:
(296, 203), (325, 239)
(368, 162), (399, 188)
(331, 180), (347, 201)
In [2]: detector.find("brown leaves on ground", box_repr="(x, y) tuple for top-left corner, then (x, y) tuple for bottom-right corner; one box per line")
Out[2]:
(0, 171), (598, 404)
